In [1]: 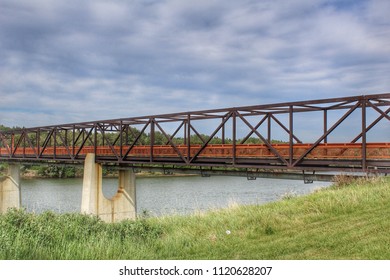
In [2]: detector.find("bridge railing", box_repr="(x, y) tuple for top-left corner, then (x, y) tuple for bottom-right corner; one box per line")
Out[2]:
(2, 143), (389, 159)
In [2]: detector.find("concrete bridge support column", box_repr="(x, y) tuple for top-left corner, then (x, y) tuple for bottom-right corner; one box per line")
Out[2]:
(81, 153), (136, 222)
(0, 164), (21, 213)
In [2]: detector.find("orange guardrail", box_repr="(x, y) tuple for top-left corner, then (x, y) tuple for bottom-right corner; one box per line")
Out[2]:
(1, 143), (390, 160)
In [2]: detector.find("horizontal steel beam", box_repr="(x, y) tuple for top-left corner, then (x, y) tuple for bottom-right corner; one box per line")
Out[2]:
(1, 93), (388, 133)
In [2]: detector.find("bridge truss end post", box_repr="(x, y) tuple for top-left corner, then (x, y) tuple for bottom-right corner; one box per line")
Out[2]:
(0, 164), (21, 213)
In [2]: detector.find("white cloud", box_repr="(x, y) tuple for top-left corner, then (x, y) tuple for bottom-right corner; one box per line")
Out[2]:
(0, 0), (388, 129)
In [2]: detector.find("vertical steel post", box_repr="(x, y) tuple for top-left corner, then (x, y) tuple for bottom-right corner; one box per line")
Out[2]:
(289, 106), (294, 167)
(37, 129), (40, 156)
(23, 130), (26, 158)
(267, 113), (271, 143)
(120, 121), (123, 159)
(72, 125), (75, 157)
(323, 109), (328, 144)
(222, 116), (225, 144)
(232, 111), (237, 165)
(187, 115), (191, 161)
(150, 118), (155, 162)
(102, 127), (105, 146)
(184, 121), (187, 145)
(362, 98), (367, 171)
(53, 128), (57, 159)
(94, 125), (97, 155)
(324, 109), (328, 157)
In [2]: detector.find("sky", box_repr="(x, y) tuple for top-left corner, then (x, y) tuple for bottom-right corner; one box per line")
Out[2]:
(0, 0), (389, 130)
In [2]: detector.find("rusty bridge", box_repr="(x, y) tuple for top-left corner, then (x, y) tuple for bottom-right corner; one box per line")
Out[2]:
(1, 93), (389, 175)
(1, 93), (389, 221)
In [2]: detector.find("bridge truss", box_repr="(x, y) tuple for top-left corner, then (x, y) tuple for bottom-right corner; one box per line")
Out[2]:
(1, 93), (389, 174)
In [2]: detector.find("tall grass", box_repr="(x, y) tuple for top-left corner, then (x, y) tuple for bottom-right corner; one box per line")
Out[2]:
(0, 210), (162, 259)
(0, 176), (389, 259)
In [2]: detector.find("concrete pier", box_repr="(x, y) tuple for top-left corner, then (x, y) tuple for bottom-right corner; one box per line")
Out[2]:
(81, 153), (136, 222)
(0, 164), (21, 213)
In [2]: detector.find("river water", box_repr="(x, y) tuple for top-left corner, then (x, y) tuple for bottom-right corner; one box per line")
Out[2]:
(20, 176), (332, 217)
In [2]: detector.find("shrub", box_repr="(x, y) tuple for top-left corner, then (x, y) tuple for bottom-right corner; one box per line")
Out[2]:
(332, 174), (357, 188)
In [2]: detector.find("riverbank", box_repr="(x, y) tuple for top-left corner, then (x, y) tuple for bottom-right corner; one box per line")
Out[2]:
(0, 176), (389, 259)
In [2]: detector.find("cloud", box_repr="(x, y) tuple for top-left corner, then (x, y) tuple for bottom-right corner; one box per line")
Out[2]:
(0, 0), (389, 134)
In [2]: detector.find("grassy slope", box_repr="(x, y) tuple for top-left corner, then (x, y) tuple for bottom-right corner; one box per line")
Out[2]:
(1, 177), (389, 260)
(154, 176), (390, 260)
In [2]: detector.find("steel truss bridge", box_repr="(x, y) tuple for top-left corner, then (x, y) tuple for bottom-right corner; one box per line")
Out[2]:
(1, 94), (389, 177)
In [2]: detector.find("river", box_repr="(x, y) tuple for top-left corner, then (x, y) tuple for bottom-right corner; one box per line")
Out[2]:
(20, 176), (331, 217)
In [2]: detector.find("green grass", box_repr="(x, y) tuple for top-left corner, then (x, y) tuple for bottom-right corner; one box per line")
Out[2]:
(1, 176), (389, 260)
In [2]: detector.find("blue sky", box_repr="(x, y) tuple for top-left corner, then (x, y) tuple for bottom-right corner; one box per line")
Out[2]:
(0, 0), (389, 128)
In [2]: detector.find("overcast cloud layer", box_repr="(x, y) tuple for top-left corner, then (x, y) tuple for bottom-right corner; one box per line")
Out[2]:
(0, 0), (389, 128)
